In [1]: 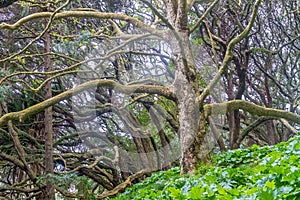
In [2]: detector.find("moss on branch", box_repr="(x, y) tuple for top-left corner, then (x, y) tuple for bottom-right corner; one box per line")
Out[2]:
(204, 100), (300, 124)
(0, 80), (176, 128)
(0, 10), (161, 35)
(97, 169), (152, 199)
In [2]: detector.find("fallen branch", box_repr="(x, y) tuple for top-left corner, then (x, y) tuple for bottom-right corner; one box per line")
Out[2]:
(97, 169), (152, 199)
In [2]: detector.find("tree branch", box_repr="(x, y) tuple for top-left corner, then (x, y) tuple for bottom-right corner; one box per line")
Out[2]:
(0, 10), (162, 35)
(189, 0), (219, 33)
(0, 80), (176, 128)
(197, 0), (262, 105)
(279, 118), (298, 135)
(0, 0), (70, 63)
(204, 100), (300, 124)
(237, 116), (275, 146)
(140, 0), (175, 30)
(96, 169), (152, 199)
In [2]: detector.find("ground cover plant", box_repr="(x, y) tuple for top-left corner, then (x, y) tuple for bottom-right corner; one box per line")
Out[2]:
(110, 134), (300, 200)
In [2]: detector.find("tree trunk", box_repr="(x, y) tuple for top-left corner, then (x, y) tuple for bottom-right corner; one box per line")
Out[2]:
(43, 30), (55, 200)
(172, 31), (210, 174)
(208, 116), (227, 151)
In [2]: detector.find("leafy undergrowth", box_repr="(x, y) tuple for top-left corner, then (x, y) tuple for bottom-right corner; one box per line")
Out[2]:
(109, 135), (300, 200)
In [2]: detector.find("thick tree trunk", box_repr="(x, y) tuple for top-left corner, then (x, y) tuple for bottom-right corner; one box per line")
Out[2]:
(173, 34), (210, 173)
(174, 72), (200, 174)
(175, 85), (210, 174)
(179, 111), (210, 174)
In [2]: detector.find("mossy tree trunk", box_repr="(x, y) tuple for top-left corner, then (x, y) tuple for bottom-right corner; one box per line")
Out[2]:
(170, 11), (210, 173)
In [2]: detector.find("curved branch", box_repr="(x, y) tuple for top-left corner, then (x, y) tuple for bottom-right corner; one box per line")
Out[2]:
(237, 116), (275, 146)
(197, 0), (262, 105)
(0, 80), (176, 128)
(140, 0), (175, 30)
(0, 152), (25, 169)
(189, 0), (220, 33)
(204, 100), (300, 124)
(0, 0), (70, 62)
(96, 169), (152, 199)
(0, 10), (161, 34)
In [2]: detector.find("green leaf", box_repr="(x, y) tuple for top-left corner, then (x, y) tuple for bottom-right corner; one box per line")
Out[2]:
(265, 180), (275, 189)
(188, 186), (205, 199)
(258, 190), (274, 200)
(167, 187), (185, 199)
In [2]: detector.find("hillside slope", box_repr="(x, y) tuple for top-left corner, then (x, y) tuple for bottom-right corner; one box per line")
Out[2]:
(109, 135), (300, 200)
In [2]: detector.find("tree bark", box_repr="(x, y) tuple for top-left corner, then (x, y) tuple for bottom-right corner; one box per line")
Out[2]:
(43, 30), (55, 200)
(172, 31), (210, 174)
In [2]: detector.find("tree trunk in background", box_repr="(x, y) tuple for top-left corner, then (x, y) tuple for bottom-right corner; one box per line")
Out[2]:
(265, 75), (279, 145)
(43, 30), (55, 199)
(226, 70), (237, 149)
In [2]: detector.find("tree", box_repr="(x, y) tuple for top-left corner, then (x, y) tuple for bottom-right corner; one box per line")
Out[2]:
(0, 0), (299, 198)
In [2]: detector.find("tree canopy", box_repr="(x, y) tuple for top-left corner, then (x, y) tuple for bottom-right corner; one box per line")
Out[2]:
(0, 0), (299, 199)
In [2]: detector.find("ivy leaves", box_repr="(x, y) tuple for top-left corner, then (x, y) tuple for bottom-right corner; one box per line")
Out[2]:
(111, 134), (300, 199)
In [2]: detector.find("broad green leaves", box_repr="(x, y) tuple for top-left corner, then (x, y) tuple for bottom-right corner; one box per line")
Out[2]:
(111, 135), (300, 199)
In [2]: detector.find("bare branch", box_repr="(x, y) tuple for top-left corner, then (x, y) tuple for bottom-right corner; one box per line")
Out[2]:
(237, 116), (275, 146)
(189, 0), (220, 33)
(197, 0), (262, 105)
(279, 118), (298, 135)
(140, 0), (175, 30)
(0, 0), (70, 62)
